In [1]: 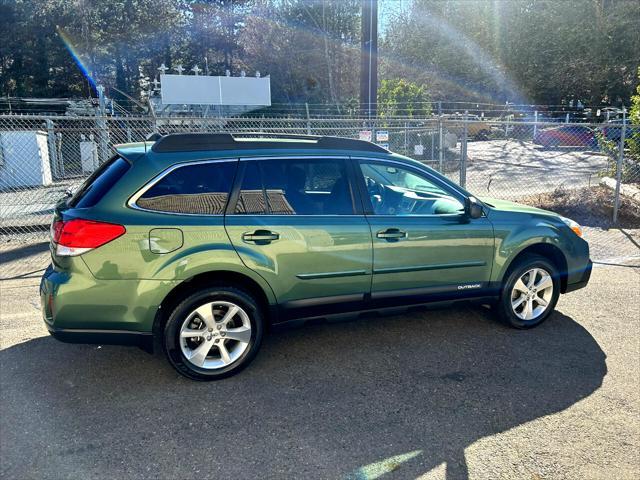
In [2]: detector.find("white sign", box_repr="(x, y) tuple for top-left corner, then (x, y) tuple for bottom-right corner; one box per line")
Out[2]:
(359, 130), (372, 142)
(376, 130), (389, 142)
(219, 76), (271, 106)
(160, 74), (271, 106)
(414, 144), (424, 156)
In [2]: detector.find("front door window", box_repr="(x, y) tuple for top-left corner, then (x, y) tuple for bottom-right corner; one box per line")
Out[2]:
(360, 162), (464, 216)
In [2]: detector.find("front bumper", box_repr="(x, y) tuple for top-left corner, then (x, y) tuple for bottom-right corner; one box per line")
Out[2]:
(564, 259), (592, 293)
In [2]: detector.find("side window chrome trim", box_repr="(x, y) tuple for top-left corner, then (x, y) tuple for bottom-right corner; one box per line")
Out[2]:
(127, 157), (238, 216)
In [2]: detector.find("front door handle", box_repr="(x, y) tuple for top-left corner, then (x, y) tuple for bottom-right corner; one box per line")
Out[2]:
(376, 228), (407, 240)
(242, 230), (280, 243)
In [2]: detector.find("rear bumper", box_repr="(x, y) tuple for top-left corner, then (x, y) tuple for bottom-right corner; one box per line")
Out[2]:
(40, 262), (166, 352)
(46, 325), (153, 352)
(564, 259), (592, 293)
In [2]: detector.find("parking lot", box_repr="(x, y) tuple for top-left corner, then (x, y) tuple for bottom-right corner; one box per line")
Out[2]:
(1, 255), (638, 479)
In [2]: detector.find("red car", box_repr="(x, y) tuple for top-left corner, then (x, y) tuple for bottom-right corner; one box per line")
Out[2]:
(533, 125), (597, 149)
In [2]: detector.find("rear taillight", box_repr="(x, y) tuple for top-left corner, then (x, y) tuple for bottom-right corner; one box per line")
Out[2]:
(51, 219), (125, 256)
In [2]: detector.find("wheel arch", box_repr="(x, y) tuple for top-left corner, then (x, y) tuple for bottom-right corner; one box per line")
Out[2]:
(502, 243), (569, 293)
(152, 270), (276, 343)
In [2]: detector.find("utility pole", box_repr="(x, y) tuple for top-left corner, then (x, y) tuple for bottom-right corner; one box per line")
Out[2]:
(360, 0), (378, 119)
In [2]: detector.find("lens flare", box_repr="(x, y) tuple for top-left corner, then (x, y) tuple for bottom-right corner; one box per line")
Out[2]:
(57, 26), (96, 90)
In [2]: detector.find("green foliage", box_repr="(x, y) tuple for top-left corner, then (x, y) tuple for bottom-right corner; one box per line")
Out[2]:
(626, 68), (640, 170)
(630, 68), (640, 125)
(596, 70), (640, 183)
(378, 79), (431, 117)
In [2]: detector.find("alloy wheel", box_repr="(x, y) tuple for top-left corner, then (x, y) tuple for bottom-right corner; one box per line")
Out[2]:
(510, 268), (554, 321)
(179, 301), (252, 369)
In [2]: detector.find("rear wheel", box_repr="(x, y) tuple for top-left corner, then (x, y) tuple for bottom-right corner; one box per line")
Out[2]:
(163, 287), (264, 380)
(496, 254), (560, 329)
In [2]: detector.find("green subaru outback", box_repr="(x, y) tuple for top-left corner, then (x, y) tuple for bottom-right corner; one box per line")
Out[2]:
(41, 133), (591, 380)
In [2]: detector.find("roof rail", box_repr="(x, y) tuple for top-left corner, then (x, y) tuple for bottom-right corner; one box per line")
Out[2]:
(150, 132), (388, 154)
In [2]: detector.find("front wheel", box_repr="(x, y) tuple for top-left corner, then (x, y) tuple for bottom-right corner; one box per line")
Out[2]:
(496, 254), (560, 329)
(163, 287), (264, 380)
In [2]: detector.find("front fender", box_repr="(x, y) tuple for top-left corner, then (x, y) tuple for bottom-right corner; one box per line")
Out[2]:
(490, 214), (569, 284)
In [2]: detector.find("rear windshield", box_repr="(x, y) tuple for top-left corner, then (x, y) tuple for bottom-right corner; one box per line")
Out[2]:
(70, 156), (130, 208)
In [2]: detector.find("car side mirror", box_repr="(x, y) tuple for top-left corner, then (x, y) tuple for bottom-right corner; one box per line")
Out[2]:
(465, 196), (483, 219)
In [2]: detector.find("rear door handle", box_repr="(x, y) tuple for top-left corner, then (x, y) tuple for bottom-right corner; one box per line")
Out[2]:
(376, 228), (407, 240)
(242, 230), (280, 243)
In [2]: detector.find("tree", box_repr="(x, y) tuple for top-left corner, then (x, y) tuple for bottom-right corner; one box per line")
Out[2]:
(630, 68), (640, 126)
(1, 0), (639, 113)
(627, 67), (640, 166)
(381, 0), (640, 107)
(378, 79), (431, 117)
(240, 0), (360, 107)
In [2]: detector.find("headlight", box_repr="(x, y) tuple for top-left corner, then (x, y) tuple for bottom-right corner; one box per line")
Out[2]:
(560, 216), (583, 237)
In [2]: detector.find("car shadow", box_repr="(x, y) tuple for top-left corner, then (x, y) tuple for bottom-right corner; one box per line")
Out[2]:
(0, 305), (606, 479)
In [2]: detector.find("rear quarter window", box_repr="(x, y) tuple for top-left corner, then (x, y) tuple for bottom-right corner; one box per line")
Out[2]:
(135, 161), (237, 215)
(70, 156), (130, 208)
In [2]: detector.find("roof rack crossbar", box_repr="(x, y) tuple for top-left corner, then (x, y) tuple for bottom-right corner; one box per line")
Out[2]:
(150, 132), (387, 153)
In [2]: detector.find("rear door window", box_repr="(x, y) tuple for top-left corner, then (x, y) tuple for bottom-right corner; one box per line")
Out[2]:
(233, 158), (354, 215)
(136, 160), (237, 214)
(70, 156), (130, 208)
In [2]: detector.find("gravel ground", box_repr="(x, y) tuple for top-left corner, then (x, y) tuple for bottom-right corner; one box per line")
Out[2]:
(465, 140), (609, 199)
(1, 260), (639, 479)
(517, 185), (640, 262)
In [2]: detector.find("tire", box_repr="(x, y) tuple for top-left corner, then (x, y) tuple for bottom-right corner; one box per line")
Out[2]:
(495, 254), (560, 329)
(475, 130), (489, 141)
(545, 138), (560, 150)
(163, 286), (264, 380)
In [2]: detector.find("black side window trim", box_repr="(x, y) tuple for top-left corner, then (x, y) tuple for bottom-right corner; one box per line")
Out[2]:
(70, 155), (130, 208)
(227, 157), (364, 216)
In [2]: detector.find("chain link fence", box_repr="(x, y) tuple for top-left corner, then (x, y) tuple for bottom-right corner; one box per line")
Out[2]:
(1, 114), (639, 278)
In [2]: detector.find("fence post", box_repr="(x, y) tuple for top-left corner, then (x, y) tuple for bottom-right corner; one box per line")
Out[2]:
(612, 109), (627, 224)
(96, 115), (110, 164)
(45, 118), (59, 179)
(305, 103), (311, 135)
(431, 131), (435, 160)
(438, 115), (444, 172)
(460, 110), (468, 188)
(404, 121), (408, 154)
(56, 132), (64, 178)
(533, 110), (538, 140)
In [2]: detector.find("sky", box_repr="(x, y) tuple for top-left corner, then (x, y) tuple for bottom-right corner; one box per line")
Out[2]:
(379, 0), (413, 33)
